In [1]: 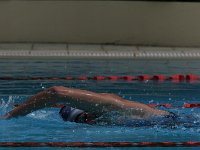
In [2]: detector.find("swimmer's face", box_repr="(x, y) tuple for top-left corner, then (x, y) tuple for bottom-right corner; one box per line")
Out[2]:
(76, 112), (96, 124)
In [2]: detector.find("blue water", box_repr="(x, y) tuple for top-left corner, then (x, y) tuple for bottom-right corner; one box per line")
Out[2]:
(0, 59), (200, 149)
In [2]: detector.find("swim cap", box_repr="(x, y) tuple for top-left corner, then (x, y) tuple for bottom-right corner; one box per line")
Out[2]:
(59, 106), (84, 122)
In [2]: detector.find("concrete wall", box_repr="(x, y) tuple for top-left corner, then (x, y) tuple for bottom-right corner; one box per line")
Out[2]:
(0, 0), (200, 47)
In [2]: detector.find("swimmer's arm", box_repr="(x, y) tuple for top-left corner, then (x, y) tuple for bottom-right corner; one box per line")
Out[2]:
(48, 87), (169, 117)
(3, 87), (59, 119)
(3, 86), (169, 119)
(3, 86), (124, 119)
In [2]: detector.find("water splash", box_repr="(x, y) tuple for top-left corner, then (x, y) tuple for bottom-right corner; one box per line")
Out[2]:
(0, 96), (16, 115)
(27, 109), (61, 122)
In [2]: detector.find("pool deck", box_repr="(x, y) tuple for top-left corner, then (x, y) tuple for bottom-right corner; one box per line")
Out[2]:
(0, 43), (200, 59)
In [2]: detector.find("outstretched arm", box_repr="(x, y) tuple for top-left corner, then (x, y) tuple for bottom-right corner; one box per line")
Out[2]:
(3, 86), (169, 119)
(3, 86), (123, 119)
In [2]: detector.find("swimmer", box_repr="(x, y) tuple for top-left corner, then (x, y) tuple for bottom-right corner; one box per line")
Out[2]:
(1, 86), (172, 124)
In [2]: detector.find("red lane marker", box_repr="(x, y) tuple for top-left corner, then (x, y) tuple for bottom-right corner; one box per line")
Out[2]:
(0, 142), (200, 147)
(0, 77), (14, 80)
(50, 77), (63, 80)
(147, 104), (172, 108)
(159, 142), (177, 147)
(183, 141), (200, 146)
(138, 75), (152, 81)
(139, 142), (156, 146)
(152, 75), (166, 81)
(121, 76), (135, 81)
(47, 103), (200, 108)
(156, 104), (172, 108)
(107, 76), (120, 80)
(65, 76), (73, 80)
(183, 103), (200, 108)
(186, 74), (199, 81)
(30, 77), (44, 80)
(169, 74), (185, 81)
(78, 76), (88, 80)
(0, 74), (199, 81)
(148, 103), (200, 108)
(93, 76), (106, 80)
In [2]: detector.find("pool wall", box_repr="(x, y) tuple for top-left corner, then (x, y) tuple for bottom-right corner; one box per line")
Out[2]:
(1, 0), (200, 47)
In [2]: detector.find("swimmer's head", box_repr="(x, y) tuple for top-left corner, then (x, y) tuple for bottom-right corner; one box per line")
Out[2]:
(59, 106), (84, 122)
(59, 106), (96, 124)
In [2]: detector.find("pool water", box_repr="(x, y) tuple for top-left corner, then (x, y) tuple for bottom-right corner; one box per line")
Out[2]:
(0, 59), (200, 149)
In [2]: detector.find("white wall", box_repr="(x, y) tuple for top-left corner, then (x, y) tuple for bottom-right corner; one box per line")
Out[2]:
(0, 0), (200, 47)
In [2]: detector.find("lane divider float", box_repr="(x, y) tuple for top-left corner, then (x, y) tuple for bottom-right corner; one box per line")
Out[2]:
(14, 103), (200, 109)
(0, 74), (200, 82)
(0, 141), (200, 147)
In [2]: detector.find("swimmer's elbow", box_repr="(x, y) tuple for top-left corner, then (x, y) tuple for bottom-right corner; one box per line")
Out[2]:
(47, 86), (72, 96)
(48, 86), (65, 94)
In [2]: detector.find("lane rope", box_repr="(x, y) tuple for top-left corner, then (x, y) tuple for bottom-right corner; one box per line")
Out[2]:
(0, 74), (199, 81)
(0, 141), (200, 147)
(52, 103), (200, 108)
(13, 103), (200, 108)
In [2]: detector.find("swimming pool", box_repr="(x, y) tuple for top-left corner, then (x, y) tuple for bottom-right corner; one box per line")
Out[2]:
(0, 58), (200, 149)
